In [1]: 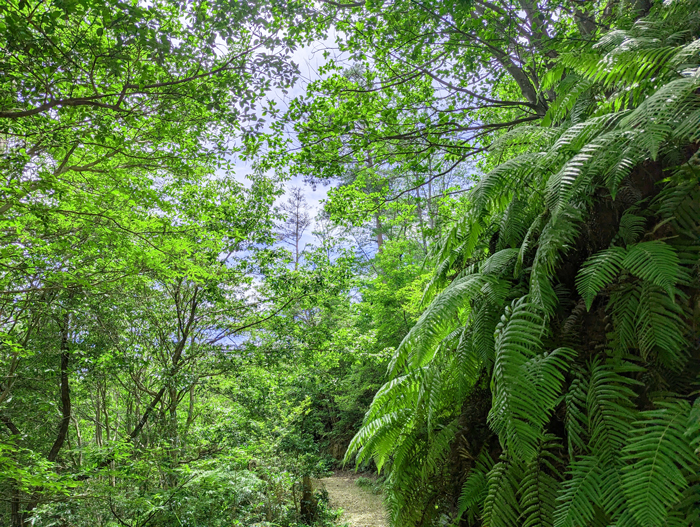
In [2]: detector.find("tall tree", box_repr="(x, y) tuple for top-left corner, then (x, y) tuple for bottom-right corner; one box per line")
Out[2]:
(278, 188), (313, 270)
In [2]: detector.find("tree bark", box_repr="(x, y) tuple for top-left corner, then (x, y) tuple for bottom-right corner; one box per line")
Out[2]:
(375, 213), (384, 253)
(2, 416), (24, 526)
(23, 313), (72, 522)
(47, 314), (71, 462)
(300, 474), (317, 523)
(415, 187), (427, 253)
(72, 416), (83, 468)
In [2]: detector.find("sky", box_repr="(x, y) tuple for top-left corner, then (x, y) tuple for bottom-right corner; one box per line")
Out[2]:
(232, 33), (345, 251)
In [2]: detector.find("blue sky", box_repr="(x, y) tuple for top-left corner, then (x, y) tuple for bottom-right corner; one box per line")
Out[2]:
(231, 34), (345, 251)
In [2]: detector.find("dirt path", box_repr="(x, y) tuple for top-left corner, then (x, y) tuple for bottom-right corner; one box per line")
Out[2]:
(318, 472), (388, 527)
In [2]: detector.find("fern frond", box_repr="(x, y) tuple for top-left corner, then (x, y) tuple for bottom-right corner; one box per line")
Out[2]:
(635, 282), (687, 367)
(520, 435), (562, 527)
(490, 298), (573, 460)
(530, 206), (582, 313)
(542, 74), (595, 127)
(576, 246), (627, 311)
(455, 325), (483, 383)
(471, 153), (548, 215)
(458, 449), (495, 520)
(481, 248), (520, 275)
(549, 112), (627, 157)
(516, 212), (547, 278)
(617, 211), (647, 246)
(622, 241), (680, 293)
(622, 400), (697, 526)
(483, 456), (523, 527)
(421, 418), (460, 481)
(524, 347), (578, 415)
(565, 371), (589, 457)
(654, 181), (700, 236)
(608, 283), (642, 353)
(599, 462), (629, 521)
(554, 455), (604, 527)
(587, 359), (642, 462)
(686, 398), (700, 455)
(390, 273), (493, 375)
(618, 74), (700, 159)
(346, 408), (413, 467)
(470, 300), (501, 368)
(365, 369), (422, 422)
(497, 198), (537, 251)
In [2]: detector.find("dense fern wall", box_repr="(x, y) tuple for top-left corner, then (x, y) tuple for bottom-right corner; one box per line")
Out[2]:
(347, 2), (700, 526)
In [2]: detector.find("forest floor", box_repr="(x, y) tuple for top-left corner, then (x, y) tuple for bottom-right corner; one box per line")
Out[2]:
(317, 471), (388, 527)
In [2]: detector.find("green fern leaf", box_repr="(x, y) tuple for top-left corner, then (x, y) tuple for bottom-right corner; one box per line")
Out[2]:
(576, 246), (627, 311)
(587, 359), (642, 462)
(617, 212), (647, 246)
(622, 400), (698, 526)
(520, 435), (562, 527)
(554, 455), (603, 527)
(622, 241), (680, 293)
(490, 298), (574, 460)
(635, 283), (687, 366)
(458, 449), (495, 520)
(483, 457), (523, 527)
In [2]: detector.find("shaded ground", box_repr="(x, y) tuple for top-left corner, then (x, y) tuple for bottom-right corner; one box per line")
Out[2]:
(317, 471), (388, 527)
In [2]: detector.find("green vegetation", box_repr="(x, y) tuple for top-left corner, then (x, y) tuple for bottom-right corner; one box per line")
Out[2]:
(355, 476), (384, 495)
(1, 0), (699, 526)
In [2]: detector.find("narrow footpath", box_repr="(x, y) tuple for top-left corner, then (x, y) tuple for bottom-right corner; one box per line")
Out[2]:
(318, 472), (388, 527)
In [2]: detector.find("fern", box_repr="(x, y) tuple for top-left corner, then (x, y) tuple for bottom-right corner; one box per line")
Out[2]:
(489, 298), (574, 460)
(389, 273), (493, 375)
(622, 241), (680, 293)
(617, 211), (647, 246)
(519, 435), (562, 527)
(622, 400), (698, 526)
(482, 456), (522, 527)
(530, 206), (582, 313)
(457, 449), (494, 521)
(635, 282), (688, 367)
(586, 359), (642, 462)
(564, 371), (589, 456)
(345, 3), (700, 524)
(554, 455), (603, 527)
(576, 246), (627, 311)
(686, 398), (700, 455)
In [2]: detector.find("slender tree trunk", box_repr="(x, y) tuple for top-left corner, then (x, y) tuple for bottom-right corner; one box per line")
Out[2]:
(183, 383), (196, 449)
(47, 313), (71, 462)
(300, 474), (316, 523)
(375, 213), (384, 253)
(102, 384), (116, 486)
(427, 179), (435, 231)
(415, 187), (427, 253)
(10, 486), (23, 527)
(23, 313), (72, 522)
(72, 416), (83, 468)
(95, 391), (103, 448)
(3, 417), (24, 527)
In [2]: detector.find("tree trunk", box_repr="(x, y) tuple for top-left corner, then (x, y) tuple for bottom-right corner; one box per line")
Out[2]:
(415, 187), (427, 253)
(10, 486), (23, 527)
(300, 474), (317, 524)
(72, 416), (83, 468)
(47, 314), (71, 462)
(375, 213), (384, 253)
